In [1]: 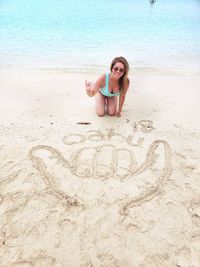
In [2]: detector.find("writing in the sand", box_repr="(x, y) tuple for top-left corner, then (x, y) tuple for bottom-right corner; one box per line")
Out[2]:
(28, 121), (172, 213)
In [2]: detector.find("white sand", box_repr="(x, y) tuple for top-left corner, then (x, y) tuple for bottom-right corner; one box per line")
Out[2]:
(0, 69), (200, 267)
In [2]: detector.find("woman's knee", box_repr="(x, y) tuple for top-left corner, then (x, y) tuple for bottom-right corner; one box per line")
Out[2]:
(95, 93), (106, 117)
(107, 98), (117, 116)
(96, 110), (105, 117)
(108, 110), (115, 116)
(107, 106), (116, 116)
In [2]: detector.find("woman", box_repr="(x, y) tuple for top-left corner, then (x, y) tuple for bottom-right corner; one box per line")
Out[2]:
(85, 56), (130, 117)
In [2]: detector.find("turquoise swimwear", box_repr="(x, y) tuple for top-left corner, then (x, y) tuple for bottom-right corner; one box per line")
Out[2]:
(100, 73), (120, 97)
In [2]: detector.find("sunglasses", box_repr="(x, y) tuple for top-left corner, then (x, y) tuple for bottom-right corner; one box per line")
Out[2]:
(113, 66), (124, 73)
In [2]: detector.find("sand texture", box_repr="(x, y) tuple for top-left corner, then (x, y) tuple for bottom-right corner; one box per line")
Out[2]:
(0, 70), (200, 267)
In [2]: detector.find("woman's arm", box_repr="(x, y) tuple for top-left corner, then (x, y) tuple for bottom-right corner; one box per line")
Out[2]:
(116, 80), (130, 117)
(85, 74), (105, 97)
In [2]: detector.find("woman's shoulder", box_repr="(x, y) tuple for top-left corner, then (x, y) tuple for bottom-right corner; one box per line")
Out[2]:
(96, 73), (107, 86)
(99, 73), (107, 80)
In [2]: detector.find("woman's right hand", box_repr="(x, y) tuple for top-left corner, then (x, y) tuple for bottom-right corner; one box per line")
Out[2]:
(85, 80), (95, 97)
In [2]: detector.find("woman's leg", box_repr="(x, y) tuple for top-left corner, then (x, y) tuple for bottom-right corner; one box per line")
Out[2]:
(95, 92), (106, 116)
(107, 96), (118, 116)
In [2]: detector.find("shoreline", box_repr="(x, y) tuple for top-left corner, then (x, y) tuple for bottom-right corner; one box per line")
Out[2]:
(1, 64), (200, 77)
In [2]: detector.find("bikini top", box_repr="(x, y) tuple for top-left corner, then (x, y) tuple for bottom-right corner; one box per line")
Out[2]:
(100, 73), (120, 97)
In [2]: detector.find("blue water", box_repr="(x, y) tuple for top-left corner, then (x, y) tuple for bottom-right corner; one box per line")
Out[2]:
(0, 0), (200, 74)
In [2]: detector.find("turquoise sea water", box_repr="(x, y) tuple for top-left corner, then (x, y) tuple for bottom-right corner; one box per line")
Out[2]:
(0, 0), (200, 74)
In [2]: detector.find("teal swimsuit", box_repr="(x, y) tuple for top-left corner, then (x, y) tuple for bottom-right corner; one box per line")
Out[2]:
(100, 73), (120, 97)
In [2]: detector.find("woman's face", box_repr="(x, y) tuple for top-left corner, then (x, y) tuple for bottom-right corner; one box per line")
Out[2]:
(111, 62), (125, 79)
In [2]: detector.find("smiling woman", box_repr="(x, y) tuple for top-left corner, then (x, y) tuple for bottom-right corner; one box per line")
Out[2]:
(85, 56), (130, 117)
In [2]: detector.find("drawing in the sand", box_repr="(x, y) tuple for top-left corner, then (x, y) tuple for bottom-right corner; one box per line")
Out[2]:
(29, 121), (172, 214)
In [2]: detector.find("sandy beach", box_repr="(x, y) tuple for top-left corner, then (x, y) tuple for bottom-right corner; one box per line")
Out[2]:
(0, 69), (200, 267)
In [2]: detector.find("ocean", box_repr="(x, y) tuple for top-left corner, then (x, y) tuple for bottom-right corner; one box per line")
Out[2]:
(0, 0), (200, 74)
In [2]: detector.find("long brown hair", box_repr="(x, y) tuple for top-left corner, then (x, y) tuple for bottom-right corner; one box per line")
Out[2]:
(110, 56), (130, 92)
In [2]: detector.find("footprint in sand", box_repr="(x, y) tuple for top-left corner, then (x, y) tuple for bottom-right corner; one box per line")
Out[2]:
(28, 130), (172, 214)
